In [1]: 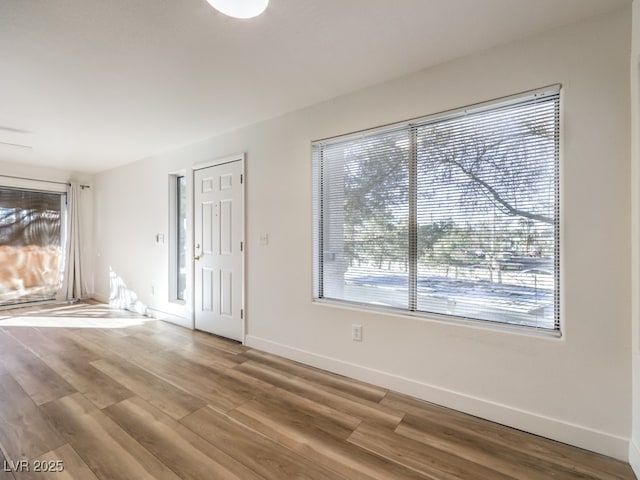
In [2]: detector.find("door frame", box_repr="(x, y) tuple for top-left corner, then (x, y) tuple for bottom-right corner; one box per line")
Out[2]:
(192, 153), (246, 342)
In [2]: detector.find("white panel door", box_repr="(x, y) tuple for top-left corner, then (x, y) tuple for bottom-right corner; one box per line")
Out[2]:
(194, 161), (244, 341)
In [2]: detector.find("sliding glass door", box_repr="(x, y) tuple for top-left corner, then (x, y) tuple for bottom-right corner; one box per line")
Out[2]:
(0, 187), (66, 306)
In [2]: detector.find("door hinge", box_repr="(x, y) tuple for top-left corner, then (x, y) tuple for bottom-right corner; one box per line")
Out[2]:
(240, 173), (243, 184)
(241, 309), (244, 320)
(240, 241), (244, 252)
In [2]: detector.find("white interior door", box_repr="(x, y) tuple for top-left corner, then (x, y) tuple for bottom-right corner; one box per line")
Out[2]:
(194, 160), (244, 341)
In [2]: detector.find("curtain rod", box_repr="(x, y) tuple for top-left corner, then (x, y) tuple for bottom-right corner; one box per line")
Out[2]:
(0, 173), (90, 189)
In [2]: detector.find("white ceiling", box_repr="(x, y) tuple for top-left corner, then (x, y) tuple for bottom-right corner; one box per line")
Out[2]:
(0, 0), (630, 174)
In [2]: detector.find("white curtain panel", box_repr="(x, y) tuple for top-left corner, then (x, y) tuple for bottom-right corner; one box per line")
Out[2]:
(57, 182), (86, 300)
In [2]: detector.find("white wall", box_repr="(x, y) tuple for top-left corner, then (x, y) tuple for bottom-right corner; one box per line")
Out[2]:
(0, 159), (95, 295)
(93, 8), (632, 459)
(630, 1), (640, 476)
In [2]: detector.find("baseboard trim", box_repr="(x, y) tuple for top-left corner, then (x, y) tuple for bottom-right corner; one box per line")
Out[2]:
(630, 439), (640, 478)
(88, 295), (191, 329)
(245, 335), (629, 460)
(146, 307), (192, 329)
(90, 293), (109, 304)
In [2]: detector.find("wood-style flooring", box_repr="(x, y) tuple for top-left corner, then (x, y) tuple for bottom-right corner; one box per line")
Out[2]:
(0, 301), (635, 479)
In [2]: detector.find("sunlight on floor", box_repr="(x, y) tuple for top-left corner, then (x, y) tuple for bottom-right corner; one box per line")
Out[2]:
(0, 300), (151, 329)
(0, 315), (152, 328)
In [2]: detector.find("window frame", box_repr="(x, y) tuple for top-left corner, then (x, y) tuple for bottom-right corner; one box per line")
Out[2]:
(312, 85), (561, 335)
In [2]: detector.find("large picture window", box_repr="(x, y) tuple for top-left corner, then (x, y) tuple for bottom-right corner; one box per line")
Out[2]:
(313, 86), (560, 331)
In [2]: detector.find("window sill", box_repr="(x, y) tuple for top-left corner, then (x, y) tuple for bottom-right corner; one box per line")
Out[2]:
(312, 297), (562, 339)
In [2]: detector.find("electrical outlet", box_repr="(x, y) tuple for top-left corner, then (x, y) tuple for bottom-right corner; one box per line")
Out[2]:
(352, 324), (363, 342)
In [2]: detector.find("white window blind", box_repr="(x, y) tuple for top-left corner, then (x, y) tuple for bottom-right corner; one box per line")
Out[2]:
(313, 87), (560, 331)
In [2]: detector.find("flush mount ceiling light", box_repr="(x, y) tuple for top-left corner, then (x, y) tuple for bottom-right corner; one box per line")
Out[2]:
(206, 0), (269, 19)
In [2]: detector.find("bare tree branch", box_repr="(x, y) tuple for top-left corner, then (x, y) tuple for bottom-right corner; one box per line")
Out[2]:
(463, 167), (553, 224)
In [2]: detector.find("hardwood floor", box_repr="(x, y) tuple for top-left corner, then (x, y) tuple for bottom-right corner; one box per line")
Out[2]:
(0, 302), (635, 479)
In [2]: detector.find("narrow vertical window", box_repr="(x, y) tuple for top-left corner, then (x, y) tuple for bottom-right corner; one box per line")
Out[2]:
(169, 173), (188, 304)
(176, 176), (187, 301)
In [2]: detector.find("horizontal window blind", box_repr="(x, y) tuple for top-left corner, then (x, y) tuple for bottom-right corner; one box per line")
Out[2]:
(313, 87), (560, 331)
